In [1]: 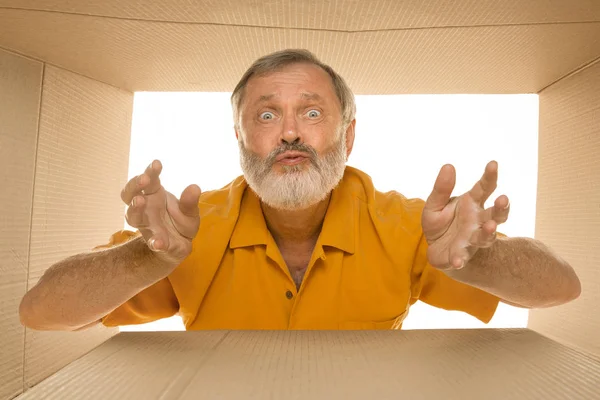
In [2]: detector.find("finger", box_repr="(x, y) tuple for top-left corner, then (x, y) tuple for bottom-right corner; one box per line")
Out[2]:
(424, 164), (456, 212)
(124, 195), (148, 228)
(120, 160), (163, 204)
(469, 220), (498, 248)
(469, 161), (498, 206)
(179, 184), (202, 217)
(121, 175), (148, 205)
(147, 232), (169, 253)
(492, 195), (510, 224)
(479, 195), (510, 224)
(141, 160), (163, 195)
(449, 245), (470, 269)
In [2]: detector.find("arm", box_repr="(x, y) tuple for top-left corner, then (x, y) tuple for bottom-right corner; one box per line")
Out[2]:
(445, 236), (581, 308)
(19, 236), (177, 331)
(19, 160), (201, 331)
(421, 161), (581, 309)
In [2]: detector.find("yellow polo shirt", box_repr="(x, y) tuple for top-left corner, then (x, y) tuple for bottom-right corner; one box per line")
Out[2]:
(101, 166), (499, 330)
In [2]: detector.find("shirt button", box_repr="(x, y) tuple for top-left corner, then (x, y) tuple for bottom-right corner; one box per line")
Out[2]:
(285, 290), (294, 299)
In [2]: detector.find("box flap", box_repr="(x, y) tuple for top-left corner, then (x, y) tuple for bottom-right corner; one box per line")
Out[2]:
(0, 2), (599, 93)
(23, 65), (133, 389)
(0, 48), (43, 400)
(530, 60), (600, 359)
(17, 329), (600, 399)
(2, 0), (600, 29)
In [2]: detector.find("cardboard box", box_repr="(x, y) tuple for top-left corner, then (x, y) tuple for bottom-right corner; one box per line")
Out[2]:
(0, 1), (598, 399)
(14, 330), (600, 399)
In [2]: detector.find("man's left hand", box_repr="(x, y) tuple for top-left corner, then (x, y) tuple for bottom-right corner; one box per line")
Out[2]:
(422, 161), (510, 270)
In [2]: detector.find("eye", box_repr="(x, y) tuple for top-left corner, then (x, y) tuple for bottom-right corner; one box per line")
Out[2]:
(306, 109), (321, 119)
(260, 111), (275, 120)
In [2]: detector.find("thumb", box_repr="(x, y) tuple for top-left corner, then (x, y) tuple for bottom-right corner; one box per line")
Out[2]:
(179, 184), (201, 217)
(424, 164), (456, 212)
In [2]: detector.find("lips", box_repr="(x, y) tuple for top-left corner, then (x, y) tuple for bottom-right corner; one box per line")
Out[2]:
(275, 151), (310, 162)
(274, 151), (311, 166)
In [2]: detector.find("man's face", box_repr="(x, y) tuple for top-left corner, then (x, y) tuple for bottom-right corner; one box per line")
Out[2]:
(236, 63), (355, 210)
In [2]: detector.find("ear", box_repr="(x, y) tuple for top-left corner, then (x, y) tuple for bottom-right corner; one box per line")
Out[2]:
(344, 119), (356, 159)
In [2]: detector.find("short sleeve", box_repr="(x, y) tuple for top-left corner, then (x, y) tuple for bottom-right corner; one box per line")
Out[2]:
(410, 233), (500, 324)
(93, 229), (141, 250)
(94, 230), (180, 327)
(101, 277), (179, 327)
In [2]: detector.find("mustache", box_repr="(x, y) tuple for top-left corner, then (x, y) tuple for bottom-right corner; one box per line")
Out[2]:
(265, 142), (318, 165)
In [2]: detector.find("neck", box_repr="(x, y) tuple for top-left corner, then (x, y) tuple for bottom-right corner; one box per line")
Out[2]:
(261, 195), (331, 245)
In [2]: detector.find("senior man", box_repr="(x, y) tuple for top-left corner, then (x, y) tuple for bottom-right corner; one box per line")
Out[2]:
(20, 49), (581, 331)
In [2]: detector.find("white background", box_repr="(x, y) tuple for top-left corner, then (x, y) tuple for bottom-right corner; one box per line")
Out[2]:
(121, 92), (539, 332)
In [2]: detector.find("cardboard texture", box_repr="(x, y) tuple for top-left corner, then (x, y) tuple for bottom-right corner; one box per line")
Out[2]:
(15, 330), (600, 399)
(0, 49), (42, 400)
(529, 61), (600, 360)
(0, 48), (134, 398)
(0, 5), (600, 93)
(23, 66), (133, 390)
(3, 0), (600, 28)
(1, 1), (599, 399)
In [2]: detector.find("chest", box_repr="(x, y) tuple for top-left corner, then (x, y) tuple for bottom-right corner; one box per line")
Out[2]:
(280, 247), (312, 270)
(175, 244), (412, 330)
(277, 242), (316, 287)
(280, 249), (312, 289)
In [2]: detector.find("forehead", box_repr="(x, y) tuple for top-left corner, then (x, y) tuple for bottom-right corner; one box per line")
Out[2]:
(243, 63), (338, 104)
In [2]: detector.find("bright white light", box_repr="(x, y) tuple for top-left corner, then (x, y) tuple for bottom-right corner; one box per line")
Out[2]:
(120, 92), (538, 332)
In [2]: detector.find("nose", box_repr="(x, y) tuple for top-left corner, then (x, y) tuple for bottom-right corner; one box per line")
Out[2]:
(280, 114), (301, 144)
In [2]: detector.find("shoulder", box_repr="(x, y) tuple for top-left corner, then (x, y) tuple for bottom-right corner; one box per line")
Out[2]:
(198, 175), (248, 220)
(343, 166), (425, 232)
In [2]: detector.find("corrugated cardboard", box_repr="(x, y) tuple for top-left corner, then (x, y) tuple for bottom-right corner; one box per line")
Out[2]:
(0, 1), (599, 399)
(22, 66), (133, 390)
(15, 330), (600, 399)
(530, 60), (600, 360)
(3, 0), (600, 28)
(0, 4), (599, 93)
(0, 49), (42, 400)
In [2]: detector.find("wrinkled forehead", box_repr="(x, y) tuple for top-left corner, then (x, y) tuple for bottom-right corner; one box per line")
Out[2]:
(242, 63), (340, 108)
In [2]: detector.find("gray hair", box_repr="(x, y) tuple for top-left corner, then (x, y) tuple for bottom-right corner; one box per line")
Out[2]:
(231, 49), (356, 129)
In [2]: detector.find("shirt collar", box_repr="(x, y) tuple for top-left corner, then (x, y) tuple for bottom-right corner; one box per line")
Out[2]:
(229, 169), (357, 254)
(229, 188), (270, 249)
(317, 176), (356, 254)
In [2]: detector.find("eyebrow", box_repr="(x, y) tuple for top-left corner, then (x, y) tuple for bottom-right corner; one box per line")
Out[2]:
(300, 92), (322, 101)
(256, 94), (275, 104)
(253, 92), (323, 106)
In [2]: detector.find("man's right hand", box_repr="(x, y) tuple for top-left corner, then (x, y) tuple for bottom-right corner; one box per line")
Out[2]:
(121, 160), (201, 266)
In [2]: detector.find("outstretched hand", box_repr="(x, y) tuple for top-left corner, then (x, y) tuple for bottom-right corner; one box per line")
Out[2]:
(422, 161), (510, 270)
(121, 160), (202, 265)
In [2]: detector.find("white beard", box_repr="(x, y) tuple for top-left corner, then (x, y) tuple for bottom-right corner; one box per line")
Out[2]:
(238, 131), (347, 211)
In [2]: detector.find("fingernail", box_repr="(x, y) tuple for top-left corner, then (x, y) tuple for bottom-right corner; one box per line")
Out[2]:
(148, 238), (157, 251)
(131, 197), (136, 207)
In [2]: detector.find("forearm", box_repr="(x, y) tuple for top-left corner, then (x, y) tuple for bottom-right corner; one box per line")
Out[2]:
(446, 237), (581, 308)
(19, 236), (175, 331)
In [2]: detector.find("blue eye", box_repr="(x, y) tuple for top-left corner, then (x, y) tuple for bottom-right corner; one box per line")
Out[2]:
(307, 110), (321, 118)
(260, 112), (275, 120)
